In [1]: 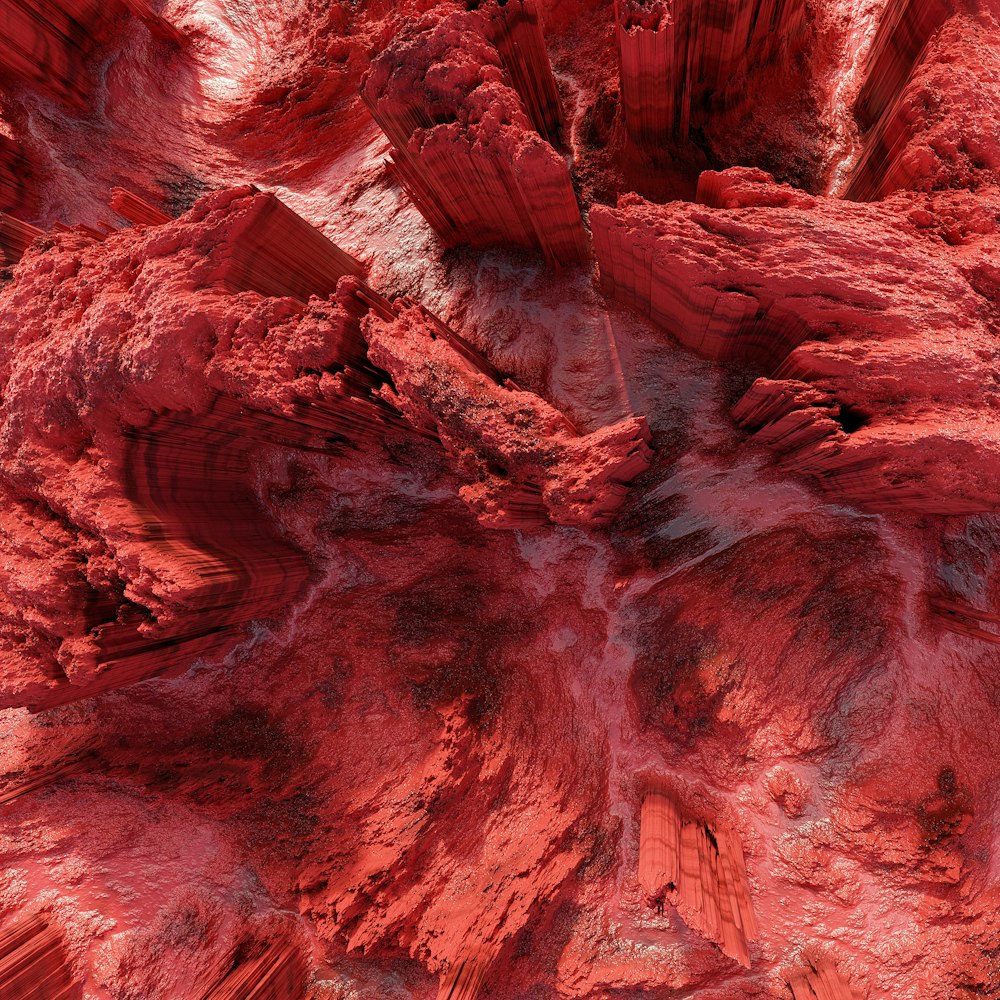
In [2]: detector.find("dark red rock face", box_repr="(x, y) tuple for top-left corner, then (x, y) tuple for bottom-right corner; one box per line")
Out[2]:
(0, 1), (999, 998)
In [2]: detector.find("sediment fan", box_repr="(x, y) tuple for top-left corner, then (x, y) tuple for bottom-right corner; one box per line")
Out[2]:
(0, 0), (997, 996)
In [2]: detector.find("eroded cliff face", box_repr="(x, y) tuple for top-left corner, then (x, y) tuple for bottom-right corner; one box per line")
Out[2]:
(0, 1), (999, 998)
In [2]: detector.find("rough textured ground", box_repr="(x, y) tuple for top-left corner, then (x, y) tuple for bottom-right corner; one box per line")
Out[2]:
(0, 1), (999, 998)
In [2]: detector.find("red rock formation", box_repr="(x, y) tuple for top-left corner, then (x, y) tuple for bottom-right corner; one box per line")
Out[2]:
(0, 213), (41, 265)
(120, 0), (185, 46)
(203, 939), (308, 1000)
(0, 0), (999, 998)
(846, 4), (1000, 199)
(615, 0), (810, 145)
(204, 187), (367, 301)
(638, 786), (758, 967)
(437, 949), (493, 1000)
(109, 187), (173, 227)
(0, 742), (97, 805)
(593, 167), (1000, 512)
(362, 303), (653, 528)
(930, 596), (1000, 645)
(0, 0), (180, 109)
(786, 958), (859, 999)
(477, 0), (565, 145)
(853, 0), (952, 132)
(0, 914), (76, 1000)
(0, 189), (395, 710)
(0, 135), (33, 215)
(361, 5), (587, 267)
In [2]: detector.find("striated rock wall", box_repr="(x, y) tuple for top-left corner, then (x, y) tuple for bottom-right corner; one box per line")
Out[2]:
(0, 0), (180, 109)
(361, 5), (587, 267)
(0, 913), (76, 1000)
(615, 0), (810, 144)
(638, 786), (758, 967)
(0, 135), (33, 216)
(847, 2), (1000, 199)
(477, 0), (566, 145)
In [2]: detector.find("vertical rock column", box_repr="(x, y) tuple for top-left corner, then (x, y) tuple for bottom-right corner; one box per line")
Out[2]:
(361, 7), (587, 268)
(638, 787), (758, 968)
(615, 0), (808, 146)
(477, 0), (566, 144)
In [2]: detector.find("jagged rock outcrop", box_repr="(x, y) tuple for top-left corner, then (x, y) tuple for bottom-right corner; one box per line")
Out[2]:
(362, 302), (653, 528)
(592, 166), (1000, 512)
(847, 2), (1000, 199)
(615, 0), (810, 145)
(361, 4), (587, 267)
(1, 0), (1000, 998)
(0, 187), (396, 710)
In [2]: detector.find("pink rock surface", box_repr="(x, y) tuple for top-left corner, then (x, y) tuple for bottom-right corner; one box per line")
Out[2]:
(361, 4), (587, 266)
(593, 167), (1000, 512)
(0, 1), (997, 998)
